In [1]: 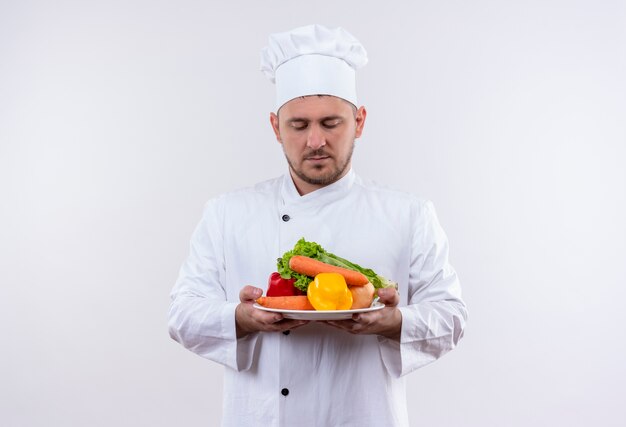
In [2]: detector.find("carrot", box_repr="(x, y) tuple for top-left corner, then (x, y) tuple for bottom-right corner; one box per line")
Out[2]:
(256, 296), (315, 310)
(289, 255), (369, 286)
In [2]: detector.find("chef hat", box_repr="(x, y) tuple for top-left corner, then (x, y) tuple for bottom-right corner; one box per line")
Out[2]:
(260, 24), (368, 111)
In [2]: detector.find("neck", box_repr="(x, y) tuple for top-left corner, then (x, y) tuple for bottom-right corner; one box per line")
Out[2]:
(289, 170), (323, 196)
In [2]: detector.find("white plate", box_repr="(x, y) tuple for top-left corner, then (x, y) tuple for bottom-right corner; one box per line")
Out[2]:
(253, 301), (385, 320)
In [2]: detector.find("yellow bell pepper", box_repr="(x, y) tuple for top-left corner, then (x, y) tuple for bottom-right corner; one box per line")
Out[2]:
(307, 273), (353, 310)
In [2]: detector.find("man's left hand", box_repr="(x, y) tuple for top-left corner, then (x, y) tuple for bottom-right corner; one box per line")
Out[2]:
(324, 287), (402, 341)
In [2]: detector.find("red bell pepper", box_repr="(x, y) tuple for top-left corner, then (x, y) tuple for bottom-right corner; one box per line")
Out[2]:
(266, 272), (305, 297)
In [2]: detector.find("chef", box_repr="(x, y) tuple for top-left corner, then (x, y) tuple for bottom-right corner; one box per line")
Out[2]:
(168, 24), (467, 427)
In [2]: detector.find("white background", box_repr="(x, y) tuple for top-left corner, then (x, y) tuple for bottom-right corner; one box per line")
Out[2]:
(1, 1), (625, 426)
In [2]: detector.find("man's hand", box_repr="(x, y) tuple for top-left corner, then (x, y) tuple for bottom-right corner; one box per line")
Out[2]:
(235, 285), (309, 338)
(325, 287), (402, 341)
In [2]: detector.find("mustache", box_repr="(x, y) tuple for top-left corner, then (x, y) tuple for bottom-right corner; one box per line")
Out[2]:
(304, 149), (331, 159)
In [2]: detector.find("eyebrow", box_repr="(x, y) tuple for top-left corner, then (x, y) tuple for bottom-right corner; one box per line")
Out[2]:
(286, 115), (345, 124)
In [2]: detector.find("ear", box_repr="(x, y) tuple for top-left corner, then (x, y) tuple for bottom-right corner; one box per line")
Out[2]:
(354, 106), (367, 139)
(270, 112), (281, 143)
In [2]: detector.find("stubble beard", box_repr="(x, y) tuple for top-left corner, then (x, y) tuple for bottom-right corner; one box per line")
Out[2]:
(285, 142), (355, 187)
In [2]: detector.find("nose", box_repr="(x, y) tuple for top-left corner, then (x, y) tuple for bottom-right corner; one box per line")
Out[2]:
(306, 125), (326, 150)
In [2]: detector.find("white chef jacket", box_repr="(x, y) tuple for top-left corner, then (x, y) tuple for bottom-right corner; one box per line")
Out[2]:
(169, 169), (467, 427)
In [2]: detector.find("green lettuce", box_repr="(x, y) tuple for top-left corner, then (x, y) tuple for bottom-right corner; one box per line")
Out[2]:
(277, 238), (398, 292)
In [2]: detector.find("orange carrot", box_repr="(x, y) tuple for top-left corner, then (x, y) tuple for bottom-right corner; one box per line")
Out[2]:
(256, 296), (315, 310)
(289, 255), (369, 286)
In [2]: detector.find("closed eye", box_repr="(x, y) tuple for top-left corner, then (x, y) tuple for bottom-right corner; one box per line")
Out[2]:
(289, 120), (308, 130)
(322, 119), (342, 129)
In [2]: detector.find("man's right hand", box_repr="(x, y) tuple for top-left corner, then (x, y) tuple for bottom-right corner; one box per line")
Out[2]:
(235, 285), (309, 338)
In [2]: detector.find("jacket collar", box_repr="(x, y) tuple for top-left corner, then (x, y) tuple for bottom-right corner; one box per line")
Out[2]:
(280, 168), (356, 207)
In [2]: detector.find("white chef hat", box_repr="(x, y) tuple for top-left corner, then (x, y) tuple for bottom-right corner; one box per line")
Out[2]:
(260, 24), (368, 111)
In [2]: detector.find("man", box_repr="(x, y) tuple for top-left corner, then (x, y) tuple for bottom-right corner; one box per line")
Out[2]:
(169, 24), (467, 427)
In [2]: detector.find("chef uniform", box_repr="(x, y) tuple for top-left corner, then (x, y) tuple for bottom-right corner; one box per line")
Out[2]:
(168, 25), (467, 427)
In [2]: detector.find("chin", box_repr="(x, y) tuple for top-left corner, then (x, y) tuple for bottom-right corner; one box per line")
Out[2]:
(305, 173), (342, 186)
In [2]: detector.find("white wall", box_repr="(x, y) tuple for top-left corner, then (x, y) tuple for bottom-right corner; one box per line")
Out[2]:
(1, 1), (625, 426)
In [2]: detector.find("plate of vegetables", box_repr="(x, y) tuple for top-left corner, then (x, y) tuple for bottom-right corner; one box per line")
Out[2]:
(254, 238), (396, 320)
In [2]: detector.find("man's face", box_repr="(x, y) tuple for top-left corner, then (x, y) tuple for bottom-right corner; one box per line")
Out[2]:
(270, 96), (366, 195)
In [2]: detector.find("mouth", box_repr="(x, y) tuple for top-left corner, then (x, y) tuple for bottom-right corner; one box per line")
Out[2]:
(304, 151), (332, 162)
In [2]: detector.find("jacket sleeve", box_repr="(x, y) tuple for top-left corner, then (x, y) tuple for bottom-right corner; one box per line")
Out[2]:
(379, 200), (467, 377)
(168, 199), (259, 371)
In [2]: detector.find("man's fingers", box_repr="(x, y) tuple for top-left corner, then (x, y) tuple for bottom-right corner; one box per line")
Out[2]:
(352, 313), (375, 325)
(377, 288), (400, 306)
(259, 312), (283, 324)
(239, 285), (263, 303)
(242, 302), (281, 323)
(236, 287), (313, 337)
